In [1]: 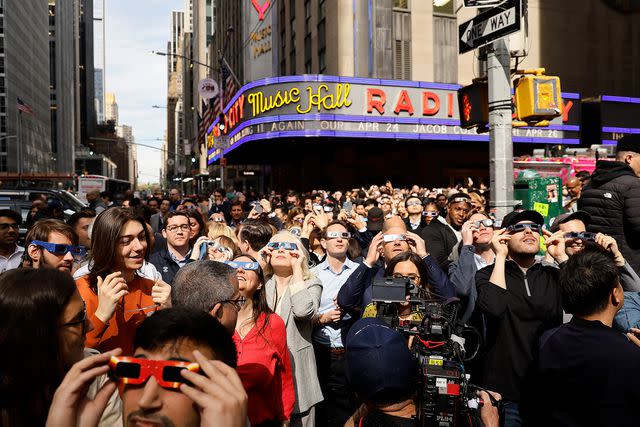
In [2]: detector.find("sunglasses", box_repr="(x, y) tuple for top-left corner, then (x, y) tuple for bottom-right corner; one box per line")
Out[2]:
(506, 223), (541, 234)
(423, 212), (439, 217)
(225, 260), (260, 270)
(473, 219), (494, 228)
(30, 240), (86, 260)
(267, 242), (298, 251)
(326, 231), (351, 239)
(109, 356), (200, 389)
(563, 231), (596, 241)
(383, 234), (406, 243)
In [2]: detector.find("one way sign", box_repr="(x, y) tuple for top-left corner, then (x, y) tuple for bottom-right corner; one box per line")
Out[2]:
(459, 0), (521, 54)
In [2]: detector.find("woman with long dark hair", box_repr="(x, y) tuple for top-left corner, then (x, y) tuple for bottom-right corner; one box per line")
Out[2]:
(75, 207), (171, 355)
(186, 209), (207, 246)
(0, 269), (121, 426)
(232, 254), (295, 426)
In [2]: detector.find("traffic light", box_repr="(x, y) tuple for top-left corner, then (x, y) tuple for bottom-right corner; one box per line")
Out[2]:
(457, 81), (489, 129)
(514, 69), (562, 123)
(217, 113), (225, 132)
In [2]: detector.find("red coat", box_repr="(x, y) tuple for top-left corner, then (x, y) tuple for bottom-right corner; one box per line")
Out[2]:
(233, 312), (295, 424)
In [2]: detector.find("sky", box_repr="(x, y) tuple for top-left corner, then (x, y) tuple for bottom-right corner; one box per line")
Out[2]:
(105, 0), (182, 185)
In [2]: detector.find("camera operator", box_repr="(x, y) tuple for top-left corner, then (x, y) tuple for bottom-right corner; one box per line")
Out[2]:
(344, 318), (419, 427)
(337, 217), (455, 333)
(475, 210), (567, 426)
(522, 247), (640, 427)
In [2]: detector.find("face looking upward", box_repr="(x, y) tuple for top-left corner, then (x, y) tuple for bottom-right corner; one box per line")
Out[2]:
(558, 219), (587, 256)
(507, 221), (540, 256)
(321, 223), (350, 258)
(121, 340), (216, 427)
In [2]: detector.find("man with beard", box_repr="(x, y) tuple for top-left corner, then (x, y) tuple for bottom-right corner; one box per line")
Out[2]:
(474, 210), (568, 425)
(0, 209), (23, 273)
(24, 219), (81, 274)
(421, 193), (471, 269)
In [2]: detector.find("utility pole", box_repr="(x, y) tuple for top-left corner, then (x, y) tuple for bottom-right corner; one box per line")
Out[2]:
(487, 38), (514, 220)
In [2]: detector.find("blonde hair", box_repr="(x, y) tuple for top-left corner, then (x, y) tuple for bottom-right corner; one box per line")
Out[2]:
(207, 222), (239, 245)
(263, 230), (314, 281)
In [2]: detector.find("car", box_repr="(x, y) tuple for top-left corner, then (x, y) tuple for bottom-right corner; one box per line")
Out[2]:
(0, 189), (88, 245)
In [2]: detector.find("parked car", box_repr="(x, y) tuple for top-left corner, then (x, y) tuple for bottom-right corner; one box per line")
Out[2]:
(0, 189), (87, 245)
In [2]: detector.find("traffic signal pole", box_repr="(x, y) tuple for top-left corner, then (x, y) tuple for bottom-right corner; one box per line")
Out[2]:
(487, 38), (515, 220)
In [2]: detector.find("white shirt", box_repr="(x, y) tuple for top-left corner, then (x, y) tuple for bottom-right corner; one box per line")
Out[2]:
(0, 245), (24, 273)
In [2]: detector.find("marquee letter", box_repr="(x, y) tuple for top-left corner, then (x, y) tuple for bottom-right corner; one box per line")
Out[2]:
(562, 100), (573, 123)
(422, 92), (440, 116)
(367, 88), (386, 115)
(394, 90), (414, 115)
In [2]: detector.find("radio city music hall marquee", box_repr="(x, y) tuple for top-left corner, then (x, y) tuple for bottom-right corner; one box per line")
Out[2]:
(207, 75), (581, 164)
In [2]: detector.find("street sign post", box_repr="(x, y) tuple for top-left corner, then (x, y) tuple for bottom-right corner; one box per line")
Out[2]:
(459, 0), (521, 54)
(463, 0), (508, 7)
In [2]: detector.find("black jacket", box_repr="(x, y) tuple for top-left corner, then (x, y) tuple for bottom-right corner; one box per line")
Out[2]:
(403, 216), (428, 234)
(522, 317), (640, 427)
(420, 220), (459, 270)
(474, 261), (563, 402)
(578, 161), (640, 273)
(149, 247), (193, 285)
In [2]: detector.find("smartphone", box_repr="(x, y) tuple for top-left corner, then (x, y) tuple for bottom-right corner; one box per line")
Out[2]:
(313, 204), (323, 215)
(343, 201), (353, 215)
(255, 203), (263, 214)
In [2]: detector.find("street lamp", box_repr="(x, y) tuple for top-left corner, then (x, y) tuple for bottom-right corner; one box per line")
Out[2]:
(150, 50), (218, 72)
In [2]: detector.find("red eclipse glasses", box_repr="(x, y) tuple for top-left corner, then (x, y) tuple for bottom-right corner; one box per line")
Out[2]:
(109, 356), (200, 389)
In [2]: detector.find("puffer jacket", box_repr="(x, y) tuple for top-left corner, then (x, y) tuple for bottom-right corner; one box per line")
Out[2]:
(578, 160), (640, 273)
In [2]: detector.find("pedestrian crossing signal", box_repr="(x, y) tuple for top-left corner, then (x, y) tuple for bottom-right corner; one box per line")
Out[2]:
(514, 69), (562, 123)
(457, 82), (489, 129)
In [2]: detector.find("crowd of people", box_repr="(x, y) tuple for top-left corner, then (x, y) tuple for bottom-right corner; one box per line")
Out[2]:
(2, 134), (640, 427)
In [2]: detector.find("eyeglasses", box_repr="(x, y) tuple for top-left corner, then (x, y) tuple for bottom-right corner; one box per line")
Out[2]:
(61, 302), (87, 330)
(423, 212), (439, 218)
(0, 223), (19, 231)
(267, 242), (298, 251)
(474, 219), (494, 228)
(392, 273), (421, 284)
(220, 296), (247, 311)
(506, 223), (542, 234)
(383, 234), (406, 243)
(326, 231), (351, 239)
(563, 231), (596, 241)
(109, 356), (200, 389)
(166, 224), (190, 232)
(225, 260), (260, 270)
(30, 240), (86, 260)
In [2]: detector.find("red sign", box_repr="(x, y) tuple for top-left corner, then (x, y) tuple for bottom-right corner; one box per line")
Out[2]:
(251, 0), (270, 20)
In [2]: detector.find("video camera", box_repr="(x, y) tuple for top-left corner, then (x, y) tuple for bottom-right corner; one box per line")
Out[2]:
(371, 276), (482, 426)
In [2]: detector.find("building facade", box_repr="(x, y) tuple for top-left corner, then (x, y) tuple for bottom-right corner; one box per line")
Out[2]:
(93, 0), (105, 123)
(1, 0), (53, 173)
(105, 92), (118, 124)
(49, 0), (78, 175)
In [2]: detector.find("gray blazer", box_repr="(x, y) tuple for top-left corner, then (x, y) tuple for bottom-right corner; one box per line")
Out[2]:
(265, 275), (324, 414)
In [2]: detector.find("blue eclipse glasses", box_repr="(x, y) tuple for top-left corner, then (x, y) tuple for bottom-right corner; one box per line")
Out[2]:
(225, 260), (260, 270)
(30, 240), (86, 260)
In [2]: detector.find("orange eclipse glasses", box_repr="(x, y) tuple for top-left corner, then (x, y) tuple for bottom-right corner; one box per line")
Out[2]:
(109, 356), (200, 389)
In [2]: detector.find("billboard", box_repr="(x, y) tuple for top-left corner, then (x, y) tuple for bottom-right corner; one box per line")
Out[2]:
(243, 0), (276, 84)
(207, 75), (581, 165)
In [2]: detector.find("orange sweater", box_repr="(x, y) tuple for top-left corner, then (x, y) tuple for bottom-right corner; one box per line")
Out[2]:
(76, 274), (157, 356)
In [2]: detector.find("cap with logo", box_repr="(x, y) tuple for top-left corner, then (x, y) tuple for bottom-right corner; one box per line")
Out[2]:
(367, 207), (384, 232)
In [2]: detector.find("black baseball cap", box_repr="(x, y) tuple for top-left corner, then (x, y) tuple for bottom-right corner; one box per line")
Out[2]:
(549, 210), (592, 232)
(501, 210), (544, 228)
(345, 318), (417, 402)
(367, 207), (384, 232)
(616, 134), (640, 154)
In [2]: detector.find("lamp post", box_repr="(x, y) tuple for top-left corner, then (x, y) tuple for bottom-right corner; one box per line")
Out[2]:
(150, 51), (218, 72)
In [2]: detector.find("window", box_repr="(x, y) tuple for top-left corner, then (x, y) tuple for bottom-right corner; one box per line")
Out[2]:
(394, 0), (409, 9)
(393, 11), (411, 80)
(290, 48), (296, 74)
(304, 0), (311, 34)
(319, 48), (326, 73)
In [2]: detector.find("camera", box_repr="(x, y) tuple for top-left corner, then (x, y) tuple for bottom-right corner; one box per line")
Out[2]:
(371, 276), (482, 426)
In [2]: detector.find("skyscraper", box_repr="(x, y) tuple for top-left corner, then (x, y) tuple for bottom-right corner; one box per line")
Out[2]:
(93, 0), (105, 123)
(105, 92), (118, 124)
(49, 0), (77, 174)
(1, 0), (53, 173)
